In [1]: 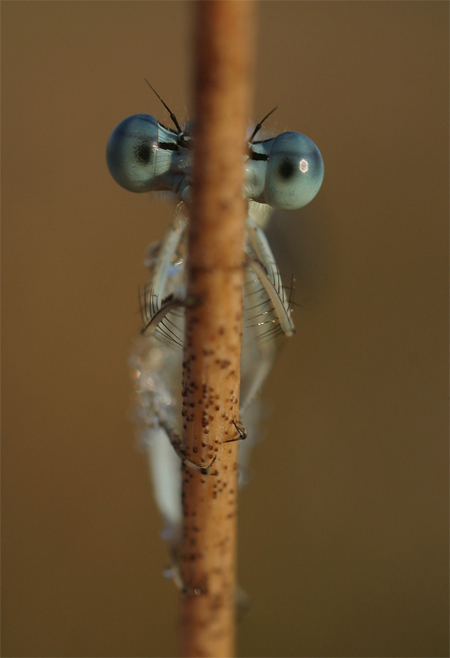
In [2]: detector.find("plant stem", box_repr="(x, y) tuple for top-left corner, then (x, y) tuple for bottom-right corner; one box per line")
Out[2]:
(179, 1), (255, 656)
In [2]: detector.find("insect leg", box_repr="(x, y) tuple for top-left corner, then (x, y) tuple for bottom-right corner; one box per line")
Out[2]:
(141, 203), (187, 335)
(246, 256), (295, 337)
(245, 216), (295, 337)
(158, 418), (217, 476)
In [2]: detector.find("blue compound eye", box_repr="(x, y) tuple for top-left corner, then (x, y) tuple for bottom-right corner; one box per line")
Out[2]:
(264, 132), (324, 210)
(106, 114), (161, 193)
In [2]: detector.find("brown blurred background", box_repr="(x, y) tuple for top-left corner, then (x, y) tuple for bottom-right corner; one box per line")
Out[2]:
(2, 2), (448, 657)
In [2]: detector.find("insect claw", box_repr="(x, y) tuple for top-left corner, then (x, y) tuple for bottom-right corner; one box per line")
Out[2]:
(225, 420), (248, 443)
(183, 455), (217, 476)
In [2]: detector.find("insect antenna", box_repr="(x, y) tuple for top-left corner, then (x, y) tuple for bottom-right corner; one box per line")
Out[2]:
(249, 106), (278, 143)
(144, 78), (182, 134)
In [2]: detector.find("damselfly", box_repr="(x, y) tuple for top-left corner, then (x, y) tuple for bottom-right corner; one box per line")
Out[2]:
(106, 89), (324, 560)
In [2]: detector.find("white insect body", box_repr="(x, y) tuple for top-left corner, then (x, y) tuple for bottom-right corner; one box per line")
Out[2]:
(107, 98), (324, 552)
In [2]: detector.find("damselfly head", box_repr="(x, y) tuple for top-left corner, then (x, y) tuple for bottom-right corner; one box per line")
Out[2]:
(107, 99), (323, 211)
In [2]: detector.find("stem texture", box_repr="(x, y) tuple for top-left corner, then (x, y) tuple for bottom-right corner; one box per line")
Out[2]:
(180, 2), (255, 656)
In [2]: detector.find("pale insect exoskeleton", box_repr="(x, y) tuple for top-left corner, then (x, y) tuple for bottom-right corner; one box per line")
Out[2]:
(106, 90), (324, 575)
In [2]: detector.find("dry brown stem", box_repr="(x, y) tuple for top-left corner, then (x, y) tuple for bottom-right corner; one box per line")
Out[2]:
(179, 1), (256, 656)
